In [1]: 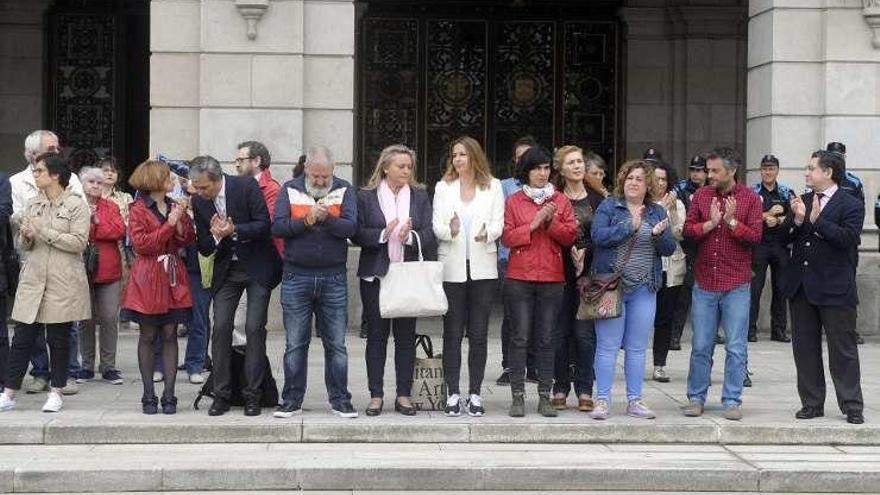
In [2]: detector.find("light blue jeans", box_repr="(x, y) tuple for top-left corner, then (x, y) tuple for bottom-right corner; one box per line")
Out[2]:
(594, 285), (656, 402)
(686, 282), (750, 406)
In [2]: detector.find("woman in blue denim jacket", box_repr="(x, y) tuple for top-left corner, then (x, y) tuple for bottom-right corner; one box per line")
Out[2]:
(589, 160), (676, 420)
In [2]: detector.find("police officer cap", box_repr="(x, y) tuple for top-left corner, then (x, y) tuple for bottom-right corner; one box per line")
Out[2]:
(688, 154), (707, 171)
(760, 154), (779, 167)
(643, 148), (662, 162)
(826, 142), (846, 156)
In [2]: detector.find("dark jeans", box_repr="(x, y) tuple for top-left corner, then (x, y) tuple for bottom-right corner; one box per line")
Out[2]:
(553, 283), (596, 397)
(442, 275), (496, 396)
(671, 252), (696, 342)
(750, 240), (789, 338)
(0, 296), (6, 388)
(498, 260), (534, 372)
(211, 263), (271, 403)
(280, 271), (352, 407)
(7, 322), (71, 390)
(184, 270), (212, 375)
(28, 331), (49, 380)
(790, 289), (862, 414)
(504, 279), (563, 395)
(654, 279), (683, 367)
(360, 278), (415, 398)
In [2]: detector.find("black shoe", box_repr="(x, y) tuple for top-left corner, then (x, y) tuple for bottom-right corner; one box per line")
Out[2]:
(273, 403), (302, 418)
(495, 370), (511, 386)
(525, 369), (539, 384)
(161, 396), (178, 415)
(743, 375), (752, 388)
(771, 334), (791, 343)
(669, 338), (682, 351)
(855, 333), (865, 345)
(395, 398), (416, 416)
(332, 401), (359, 418)
(365, 399), (383, 416)
(142, 395), (158, 415)
(747, 333), (758, 343)
(846, 411), (865, 424)
(244, 401), (261, 417)
(795, 406), (824, 419)
(208, 399), (230, 417)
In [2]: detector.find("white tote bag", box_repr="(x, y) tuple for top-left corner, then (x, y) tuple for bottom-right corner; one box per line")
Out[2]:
(379, 231), (448, 318)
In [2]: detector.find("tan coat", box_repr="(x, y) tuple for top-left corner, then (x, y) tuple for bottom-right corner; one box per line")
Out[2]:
(12, 189), (91, 324)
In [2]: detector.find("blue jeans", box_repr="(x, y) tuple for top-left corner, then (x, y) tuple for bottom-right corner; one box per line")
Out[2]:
(594, 285), (656, 402)
(686, 282), (750, 406)
(184, 270), (212, 375)
(280, 271), (351, 408)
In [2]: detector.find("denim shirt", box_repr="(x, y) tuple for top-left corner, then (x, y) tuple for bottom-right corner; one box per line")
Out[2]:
(589, 196), (677, 291)
(497, 177), (522, 262)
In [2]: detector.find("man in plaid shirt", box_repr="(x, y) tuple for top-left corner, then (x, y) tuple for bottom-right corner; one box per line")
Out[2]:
(682, 147), (763, 421)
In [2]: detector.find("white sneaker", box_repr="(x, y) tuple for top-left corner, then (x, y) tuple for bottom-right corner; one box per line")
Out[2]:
(467, 394), (485, 417)
(0, 393), (16, 412)
(42, 391), (63, 413)
(153, 371), (164, 383)
(188, 373), (205, 385)
(445, 394), (461, 417)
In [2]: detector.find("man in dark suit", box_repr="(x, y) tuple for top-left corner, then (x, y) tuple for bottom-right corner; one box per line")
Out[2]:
(784, 150), (865, 424)
(189, 155), (282, 417)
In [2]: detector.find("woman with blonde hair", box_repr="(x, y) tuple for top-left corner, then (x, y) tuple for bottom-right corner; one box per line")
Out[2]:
(353, 144), (436, 416)
(548, 145), (605, 412)
(432, 136), (504, 416)
(589, 160), (676, 420)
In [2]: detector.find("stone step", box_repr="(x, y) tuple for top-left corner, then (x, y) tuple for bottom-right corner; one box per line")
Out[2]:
(0, 443), (878, 493)
(1, 417), (879, 446)
(21, 492), (880, 495)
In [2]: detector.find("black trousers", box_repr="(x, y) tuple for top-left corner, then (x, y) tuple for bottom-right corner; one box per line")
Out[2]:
(553, 283), (596, 397)
(442, 275), (496, 396)
(750, 241), (789, 338)
(499, 261), (535, 371)
(671, 252), (696, 342)
(360, 278), (415, 398)
(790, 289), (863, 414)
(0, 296), (7, 389)
(653, 279), (682, 367)
(6, 321), (70, 390)
(211, 263), (271, 403)
(504, 279), (563, 395)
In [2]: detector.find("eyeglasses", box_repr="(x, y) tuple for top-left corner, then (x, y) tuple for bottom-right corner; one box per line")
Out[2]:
(234, 156), (254, 164)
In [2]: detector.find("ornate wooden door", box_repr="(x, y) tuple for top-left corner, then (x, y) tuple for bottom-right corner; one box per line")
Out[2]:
(358, 6), (619, 186)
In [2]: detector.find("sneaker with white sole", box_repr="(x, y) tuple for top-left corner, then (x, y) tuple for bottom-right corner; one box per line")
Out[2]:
(331, 402), (358, 418)
(467, 394), (485, 417)
(188, 372), (205, 384)
(102, 368), (124, 385)
(590, 398), (610, 420)
(445, 394), (461, 417)
(60, 379), (78, 395)
(26, 377), (49, 394)
(273, 403), (302, 419)
(652, 366), (670, 383)
(42, 391), (63, 413)
(0, 393), (16, 412)
(626, 399), (656, 419)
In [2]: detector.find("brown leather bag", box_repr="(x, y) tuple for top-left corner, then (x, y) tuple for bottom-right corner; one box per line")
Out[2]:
(576, 236), (636, 320)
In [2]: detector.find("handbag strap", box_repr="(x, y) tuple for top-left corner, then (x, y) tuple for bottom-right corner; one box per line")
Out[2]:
(410, 230), (424, 262)
(415, 333), (434, 358)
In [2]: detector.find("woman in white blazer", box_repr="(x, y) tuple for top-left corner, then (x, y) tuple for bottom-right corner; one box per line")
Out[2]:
(432, 136), (505, 417)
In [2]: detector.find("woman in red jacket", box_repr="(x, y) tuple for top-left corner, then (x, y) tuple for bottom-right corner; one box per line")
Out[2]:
(502, 147), (578, 418)
(120, 160), (195, 415)
(79, 167), (126, 385)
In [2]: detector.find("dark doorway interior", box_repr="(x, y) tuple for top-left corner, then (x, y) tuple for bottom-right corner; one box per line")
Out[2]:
(356, 0), (621, 186)
(46, 0), (149, 182)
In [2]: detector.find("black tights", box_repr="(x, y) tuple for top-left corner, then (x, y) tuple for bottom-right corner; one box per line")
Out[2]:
(138, 324), (177, 400)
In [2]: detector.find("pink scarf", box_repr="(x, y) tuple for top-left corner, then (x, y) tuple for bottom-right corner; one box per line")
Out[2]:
(378, 179), (411, 263)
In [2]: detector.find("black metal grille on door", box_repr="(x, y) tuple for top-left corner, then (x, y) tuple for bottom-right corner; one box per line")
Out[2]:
(359, 15), (618, 185)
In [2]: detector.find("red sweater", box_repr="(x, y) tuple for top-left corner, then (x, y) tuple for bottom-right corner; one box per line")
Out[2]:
(502, 191), (578, 283)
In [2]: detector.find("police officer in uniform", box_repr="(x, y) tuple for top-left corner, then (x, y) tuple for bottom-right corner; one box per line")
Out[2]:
(826, 142), (865, 345)
(749, 154), (793, 343)
(670, 155), (709, 350)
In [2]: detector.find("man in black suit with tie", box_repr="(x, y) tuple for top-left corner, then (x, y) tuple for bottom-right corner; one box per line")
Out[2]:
(189, 155), (282, 417)
(784, 150), (865, 424)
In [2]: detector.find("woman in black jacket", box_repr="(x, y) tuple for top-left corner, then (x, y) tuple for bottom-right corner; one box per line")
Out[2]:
(353, 144), (436, 417)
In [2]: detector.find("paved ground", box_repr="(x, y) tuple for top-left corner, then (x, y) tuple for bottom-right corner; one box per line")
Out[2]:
(1, 313), (877, 429)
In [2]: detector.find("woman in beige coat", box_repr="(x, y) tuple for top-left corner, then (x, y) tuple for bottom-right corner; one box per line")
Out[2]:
(651, 161), (686, 383)
(0, 153), (91, 413)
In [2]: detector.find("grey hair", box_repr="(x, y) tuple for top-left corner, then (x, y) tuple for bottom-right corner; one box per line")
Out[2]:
(305, 145), (334, 168)
(78, 166), (105, 183)
(188, 155), (224, 181)
(24, 130), (58, 165)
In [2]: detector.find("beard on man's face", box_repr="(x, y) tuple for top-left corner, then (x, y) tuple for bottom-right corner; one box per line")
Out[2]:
(306, 182), (330, 199)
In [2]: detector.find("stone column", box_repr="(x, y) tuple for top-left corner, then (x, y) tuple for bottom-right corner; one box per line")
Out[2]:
(150, 0), (355, 181)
